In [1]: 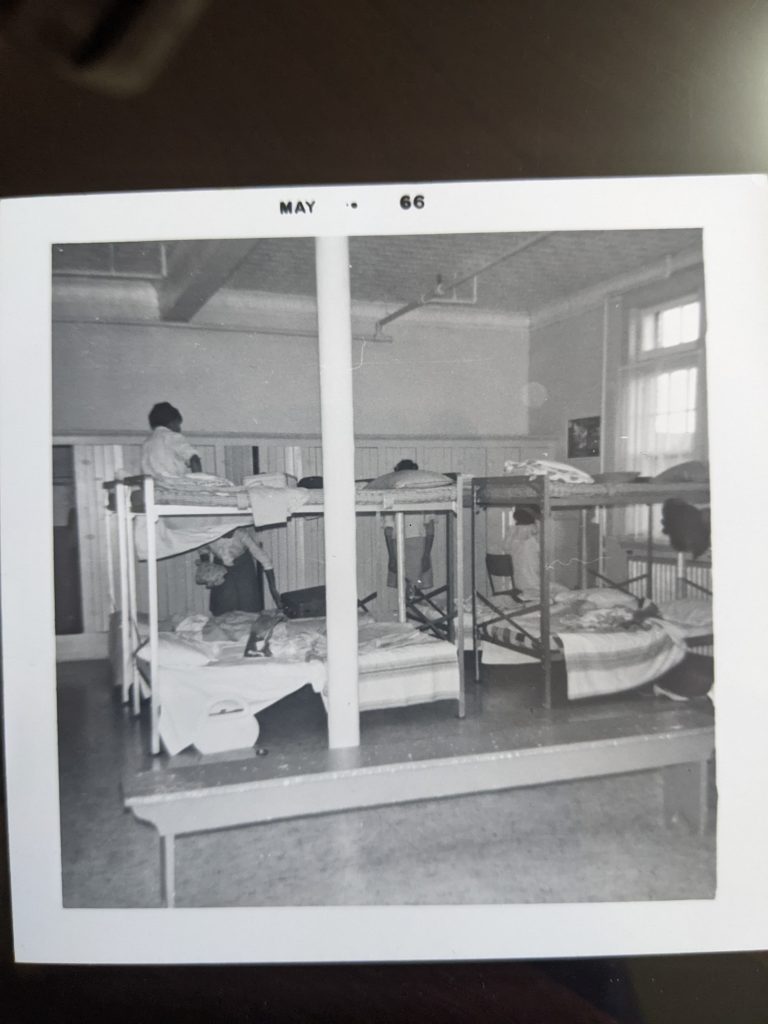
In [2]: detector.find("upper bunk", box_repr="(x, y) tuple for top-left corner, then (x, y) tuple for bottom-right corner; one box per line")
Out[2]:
(472, 475), (710, 511)
(106, 474), (462, 518)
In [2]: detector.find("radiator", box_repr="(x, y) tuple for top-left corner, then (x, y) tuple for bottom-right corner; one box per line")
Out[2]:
(626, 556), (712, 602)
(627, 555), (713, 655)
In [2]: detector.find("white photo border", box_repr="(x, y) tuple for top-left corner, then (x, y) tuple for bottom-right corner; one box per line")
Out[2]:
(2, 176), (767, 963)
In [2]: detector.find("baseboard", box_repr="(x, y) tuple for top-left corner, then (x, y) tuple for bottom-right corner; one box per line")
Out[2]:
(56, 632), (109, 661)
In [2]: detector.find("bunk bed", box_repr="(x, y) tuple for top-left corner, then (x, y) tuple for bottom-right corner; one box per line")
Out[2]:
(470, 474), (713, 707)
(106, 473), (465, 755)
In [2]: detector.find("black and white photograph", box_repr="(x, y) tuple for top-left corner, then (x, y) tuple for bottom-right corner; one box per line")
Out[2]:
(1, 177), (767, 965)
(50, 227), (716, 910)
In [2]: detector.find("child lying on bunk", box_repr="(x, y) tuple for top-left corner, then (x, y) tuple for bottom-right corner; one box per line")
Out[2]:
(141, 401), (202, 478)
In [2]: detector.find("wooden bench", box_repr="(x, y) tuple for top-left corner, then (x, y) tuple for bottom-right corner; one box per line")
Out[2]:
(124, 700), (715, 907)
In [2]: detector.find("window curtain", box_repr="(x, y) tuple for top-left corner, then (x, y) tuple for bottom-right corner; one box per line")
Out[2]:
(618, 359), (700, 539)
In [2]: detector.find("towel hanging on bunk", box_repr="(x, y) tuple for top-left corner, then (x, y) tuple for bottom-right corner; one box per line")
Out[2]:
(246, 484), (309, 527)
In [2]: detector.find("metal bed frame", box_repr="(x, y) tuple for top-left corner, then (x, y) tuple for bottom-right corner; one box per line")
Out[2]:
(470, 475), (712, 707)
(105, 474), (467, 753)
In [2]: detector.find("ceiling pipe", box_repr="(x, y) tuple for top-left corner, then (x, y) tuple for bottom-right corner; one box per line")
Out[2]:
(372, 232), (552, 340)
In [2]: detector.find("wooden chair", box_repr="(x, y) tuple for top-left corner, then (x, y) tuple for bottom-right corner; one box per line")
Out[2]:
(485, 553), (520, 599)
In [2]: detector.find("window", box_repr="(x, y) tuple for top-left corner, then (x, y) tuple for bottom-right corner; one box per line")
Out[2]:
(617, 291), (707, 537)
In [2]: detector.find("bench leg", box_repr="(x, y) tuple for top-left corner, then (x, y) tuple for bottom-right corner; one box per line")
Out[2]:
(663, 760), (711, 835)
(160, 833), (176, 908)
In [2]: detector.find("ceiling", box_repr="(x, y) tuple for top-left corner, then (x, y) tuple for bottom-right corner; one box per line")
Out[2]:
(52, 229), (702, 318)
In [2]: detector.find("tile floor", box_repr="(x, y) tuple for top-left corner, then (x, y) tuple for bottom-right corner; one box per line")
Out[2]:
(57, 660), (716, 908)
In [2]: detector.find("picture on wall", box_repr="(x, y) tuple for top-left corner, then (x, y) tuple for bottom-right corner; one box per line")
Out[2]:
(567, 415), (601, 458)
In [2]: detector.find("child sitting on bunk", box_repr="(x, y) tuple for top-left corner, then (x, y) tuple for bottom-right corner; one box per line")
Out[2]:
(502, 505), (541, 602)
(141, 401), (202, 478)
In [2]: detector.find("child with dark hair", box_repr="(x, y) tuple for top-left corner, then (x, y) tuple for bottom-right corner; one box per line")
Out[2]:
(141, 402), (202, 477)
(142, 404), (281, 613)
(661, 499), (711, 559)
(502, 504), (541, 600)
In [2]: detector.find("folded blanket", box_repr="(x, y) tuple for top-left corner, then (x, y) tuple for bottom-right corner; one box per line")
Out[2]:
(247, 484), (309, 527)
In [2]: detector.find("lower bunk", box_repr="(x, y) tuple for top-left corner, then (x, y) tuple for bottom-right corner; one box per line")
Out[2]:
(473, 587), (714, 705)
(131, 611), (462, 756)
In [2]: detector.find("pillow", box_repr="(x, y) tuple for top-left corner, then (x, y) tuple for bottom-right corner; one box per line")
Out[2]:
(366, 470), (452, 490)
(554, 587), (639, 609)
(155, 635), (213, 667)
(657, 599), (713, 629)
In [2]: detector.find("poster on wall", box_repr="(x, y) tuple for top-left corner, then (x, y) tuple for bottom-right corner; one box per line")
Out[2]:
(567, 416), (601, 458)
(1, 176), (767, 966)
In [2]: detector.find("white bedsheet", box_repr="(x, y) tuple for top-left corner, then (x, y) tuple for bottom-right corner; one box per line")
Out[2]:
(144, 651), (326, 755)
(133, 483), (310, 560)
(136, 618), (460, 754)
(134, 515), (253, 561)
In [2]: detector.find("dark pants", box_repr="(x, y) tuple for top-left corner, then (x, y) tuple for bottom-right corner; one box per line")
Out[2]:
(209, 554), (263, 616)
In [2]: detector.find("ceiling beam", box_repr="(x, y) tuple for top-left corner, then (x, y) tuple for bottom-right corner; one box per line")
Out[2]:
(157, 239), (256, 321)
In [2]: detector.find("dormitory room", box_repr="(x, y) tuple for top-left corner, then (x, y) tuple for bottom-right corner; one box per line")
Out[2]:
(52, 232), (715, 908)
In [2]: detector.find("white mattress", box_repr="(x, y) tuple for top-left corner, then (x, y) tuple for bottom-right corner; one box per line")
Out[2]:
(136, 620), (460, 754)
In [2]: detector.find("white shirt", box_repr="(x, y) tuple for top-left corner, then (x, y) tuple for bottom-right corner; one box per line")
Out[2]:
(141, 426), (199, 479)
(503, 524), (540, 596)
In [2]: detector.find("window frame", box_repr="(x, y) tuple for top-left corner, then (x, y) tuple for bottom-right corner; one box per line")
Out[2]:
(629, 291), (703, 363)
(613, 281), (708, 542)
(619, 285), (708, 468)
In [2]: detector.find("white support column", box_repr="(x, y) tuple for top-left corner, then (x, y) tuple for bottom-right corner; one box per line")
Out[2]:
(315, 236), (360, 750)
(116, 477), (131, 702)
(455, 476), (465, 718)
(145, 477), (161, 755)
(395, 511), (407, 623)
(375, 509), (386, 618)
(126, 510), (141, 717)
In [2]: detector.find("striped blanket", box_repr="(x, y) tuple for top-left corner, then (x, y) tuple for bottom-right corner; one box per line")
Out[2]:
(482, 603), (688, 700)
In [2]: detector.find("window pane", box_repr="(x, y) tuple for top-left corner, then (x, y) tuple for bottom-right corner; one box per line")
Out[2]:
(640, 312), (656, 352)
(621, 295), (704, 538)
(687, 368), (698, 406)
(659, 305), (682, 348)
(656, 372), (669, 408)
(635, 298), (701, 357)
(667, 410), (688, 434)
(668, 368), (689, 409)
(681, 300), (701, 343)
